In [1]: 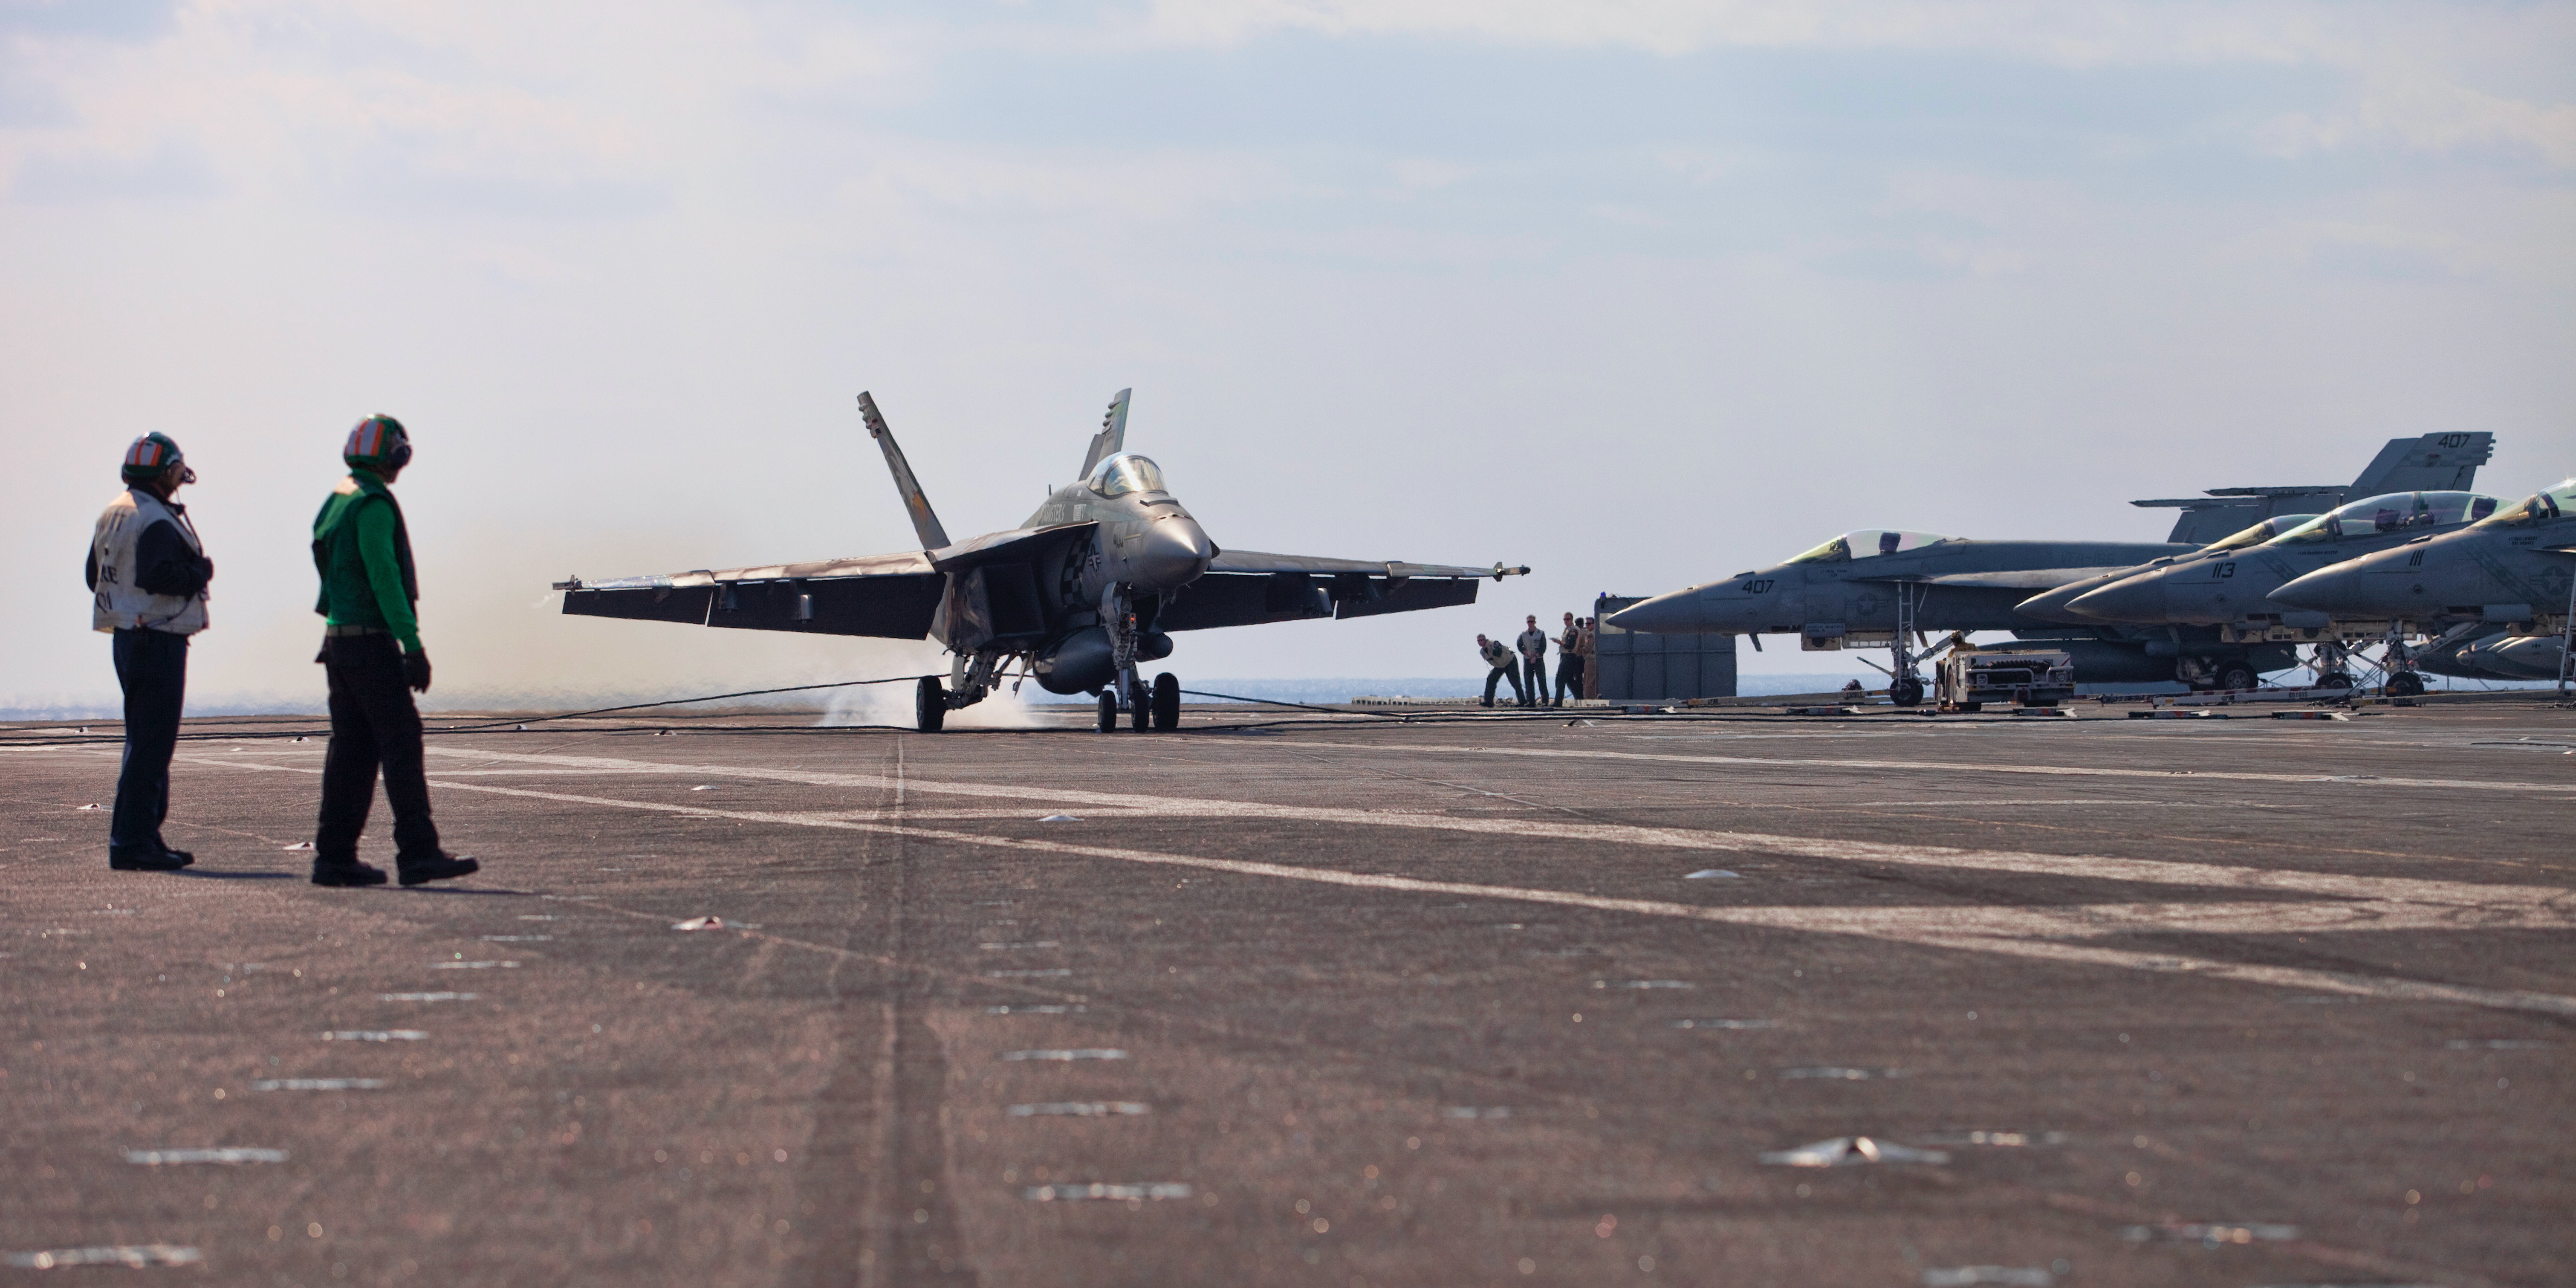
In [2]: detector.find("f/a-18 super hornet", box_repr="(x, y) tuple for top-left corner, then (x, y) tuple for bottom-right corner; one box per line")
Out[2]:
(2415, 630), (2571, 683)
(2060, 489), (2499, 628)
(554, 390), (1529, 732)
(1606, 530), (2196, 704)
(2047, 489), (2501, 692)
(1604, 433), (2499, 703)
(2271, 478), (2576, 689)
(2013, 512), (2321, 626)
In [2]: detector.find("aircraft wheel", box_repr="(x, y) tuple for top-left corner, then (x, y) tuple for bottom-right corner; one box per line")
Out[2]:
(1889, 677), (1925, 707)
(1151, 672), (1181, 731)
(2314, 671), (2354, 690)
(1129, 681), (1151, 732)
(1097, 691), (1118, 732)
(915, 677), (947, 732)
(2385, 671), (2426, 697)
(2216, 663), (2258, 693)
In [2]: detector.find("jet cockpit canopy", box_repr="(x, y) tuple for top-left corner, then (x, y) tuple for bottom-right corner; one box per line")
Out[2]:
(2203, 513), (2320, 554)
(2471, 478), (2576, 529)
(1785, 530), (1957, 564)
(1088, 453), (1167, 499)
(2269, 491), (2496, 545)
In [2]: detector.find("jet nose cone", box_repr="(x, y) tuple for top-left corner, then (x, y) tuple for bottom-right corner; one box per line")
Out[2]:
(1607, 588), (1709, 634)
(2014, 581), (2101, 625)
(2065, 576), (2168, 623)
(2270, 564), (2377, 614)
(1133, 515), (1214, 590)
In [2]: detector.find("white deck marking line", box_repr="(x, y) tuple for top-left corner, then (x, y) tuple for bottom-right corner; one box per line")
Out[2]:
(272, 770), (2574, 1017)
(391, 747), (2562, 910)
(1282, 739), (2576, 796)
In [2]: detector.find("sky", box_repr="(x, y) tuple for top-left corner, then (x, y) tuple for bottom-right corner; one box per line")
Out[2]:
(4, 0), (2571, 713)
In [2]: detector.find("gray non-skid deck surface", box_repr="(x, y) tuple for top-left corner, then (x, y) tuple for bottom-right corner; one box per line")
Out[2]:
(3, 701), (2571, 1287)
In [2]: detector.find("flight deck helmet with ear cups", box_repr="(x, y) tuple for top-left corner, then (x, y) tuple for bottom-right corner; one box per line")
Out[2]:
(121, 432), (194, 485)
(344, 415), (413, 472)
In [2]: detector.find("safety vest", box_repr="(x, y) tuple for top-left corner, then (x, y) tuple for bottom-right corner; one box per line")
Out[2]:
(311, 475), (418, 630)
(91, 488), (208, 634)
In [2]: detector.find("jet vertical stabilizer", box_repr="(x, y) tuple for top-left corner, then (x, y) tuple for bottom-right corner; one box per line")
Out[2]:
(1079, 388), (1132, 480)
(2130, 432), (2498, 544)
(859, 391), (950, 551)
(2345, 431), (2494, 497)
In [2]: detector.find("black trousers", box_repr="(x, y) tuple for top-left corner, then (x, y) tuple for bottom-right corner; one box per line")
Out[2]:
(316, 634), (441, 860)
(110, 628), (188, 855)
(1521, 657), (1547, 704)
(1484, 665), (1524, 704)
(1555, 657), (1585, 703)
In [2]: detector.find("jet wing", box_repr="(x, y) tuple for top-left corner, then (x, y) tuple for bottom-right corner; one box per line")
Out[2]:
(1159, 550), (1530, 631)
(1860, 567), (2155, 591)
(556, 550), (944, 639)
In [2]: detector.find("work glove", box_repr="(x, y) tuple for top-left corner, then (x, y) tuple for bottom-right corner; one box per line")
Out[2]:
(402, 650), (432, 694)
(198, 555), (214, 585)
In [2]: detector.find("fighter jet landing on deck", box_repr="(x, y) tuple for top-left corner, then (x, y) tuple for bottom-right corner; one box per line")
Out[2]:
(552, 390), (1529, 732)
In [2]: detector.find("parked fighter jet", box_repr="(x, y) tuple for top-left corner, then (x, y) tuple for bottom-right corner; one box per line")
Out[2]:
(2049, 489), (2501, 693)
(2272, 478), (2576, 687)
(1606, 531), (2195, 703)
(555, 390), (1529, 731)
(2061, 490), (2500, 626)
(2417, 629), (2570, 682)
(1607, 434), (2498, 703)
(2014, 513), (2320, 625)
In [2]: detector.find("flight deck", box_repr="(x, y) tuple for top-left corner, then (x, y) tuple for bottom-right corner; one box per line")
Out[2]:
(3, 695), (2570, 1286)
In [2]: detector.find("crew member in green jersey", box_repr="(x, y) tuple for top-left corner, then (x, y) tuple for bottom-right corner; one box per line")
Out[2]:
(308, 415), (478, 888)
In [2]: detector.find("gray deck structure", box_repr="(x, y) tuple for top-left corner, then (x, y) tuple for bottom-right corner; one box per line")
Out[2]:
(3, 696), (2570, 1285)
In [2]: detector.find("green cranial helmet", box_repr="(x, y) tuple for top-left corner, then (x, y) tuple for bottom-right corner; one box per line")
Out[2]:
(343, 415), (413, 471)
(121, 432), (193, 486)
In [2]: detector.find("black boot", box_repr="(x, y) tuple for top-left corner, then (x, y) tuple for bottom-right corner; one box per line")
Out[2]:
(312, 857), (388, 887)
(398, 851), (480, 886)
(110, 846), (190, 871)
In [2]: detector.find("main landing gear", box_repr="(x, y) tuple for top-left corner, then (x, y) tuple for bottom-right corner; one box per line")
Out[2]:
(1098, 672), (1183, 732)
(915, 650), (1006, 732)
(916, 677), (947, 732)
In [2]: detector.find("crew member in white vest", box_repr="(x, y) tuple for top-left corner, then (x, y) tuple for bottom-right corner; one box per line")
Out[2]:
(86, 433), (214, 871)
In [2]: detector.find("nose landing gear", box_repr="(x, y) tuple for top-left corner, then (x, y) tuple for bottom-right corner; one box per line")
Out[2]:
(1099, 672), (1185, 732)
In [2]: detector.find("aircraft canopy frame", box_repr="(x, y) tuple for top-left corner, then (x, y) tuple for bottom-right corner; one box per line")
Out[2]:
(1784, 530), (1958, 565)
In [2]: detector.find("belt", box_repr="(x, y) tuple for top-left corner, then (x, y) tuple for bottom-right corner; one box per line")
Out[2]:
(322, 624), (387, 637)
